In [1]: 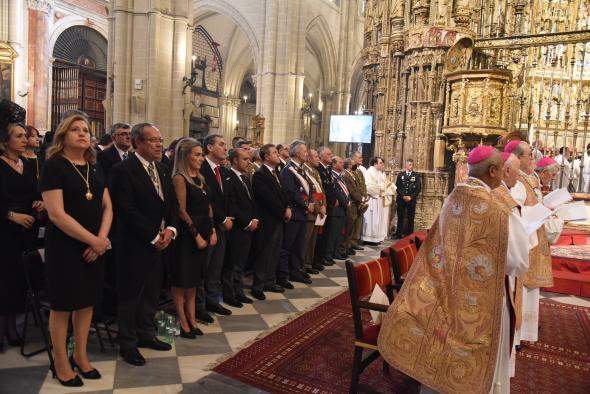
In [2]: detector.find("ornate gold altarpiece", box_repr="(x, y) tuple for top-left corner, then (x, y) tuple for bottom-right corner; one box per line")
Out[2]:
(363, 0), (590, 229)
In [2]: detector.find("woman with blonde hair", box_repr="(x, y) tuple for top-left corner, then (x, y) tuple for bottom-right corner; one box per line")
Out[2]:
(171, 138), (216, 338)
(40, 114), (112, 386)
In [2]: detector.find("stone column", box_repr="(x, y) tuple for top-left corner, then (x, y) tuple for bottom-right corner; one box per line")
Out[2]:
(26, 0), (52, 131)
(107, 0), (192, 143)
(256, 0), (305, 144)
(219, 96), (241, 139)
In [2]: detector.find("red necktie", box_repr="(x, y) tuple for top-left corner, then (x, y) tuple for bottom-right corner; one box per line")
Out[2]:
(214, 166), (222, 187)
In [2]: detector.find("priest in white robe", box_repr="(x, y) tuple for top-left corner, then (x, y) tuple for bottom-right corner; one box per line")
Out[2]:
(361, 157), (396, 243)
(505, 141), (554, 353)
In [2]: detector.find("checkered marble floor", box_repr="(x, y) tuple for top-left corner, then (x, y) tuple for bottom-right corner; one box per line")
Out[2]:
(0, 244), (384, 394)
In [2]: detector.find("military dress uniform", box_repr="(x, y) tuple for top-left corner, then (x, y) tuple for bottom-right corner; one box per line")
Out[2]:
(340, 168), (363, 255)
(394, 170), (422, 238)
(351, 166), (368, 249)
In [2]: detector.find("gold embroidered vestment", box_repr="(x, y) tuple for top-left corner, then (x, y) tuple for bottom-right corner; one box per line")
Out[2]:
(377, 182), (509, 394)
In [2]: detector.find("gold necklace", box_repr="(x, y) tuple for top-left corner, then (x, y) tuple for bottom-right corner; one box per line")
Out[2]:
(68, 160), (93, 200)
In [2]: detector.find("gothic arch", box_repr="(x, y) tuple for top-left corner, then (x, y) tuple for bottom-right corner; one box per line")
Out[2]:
(305, 15), (337, 91)
(193, 0), (259, 71)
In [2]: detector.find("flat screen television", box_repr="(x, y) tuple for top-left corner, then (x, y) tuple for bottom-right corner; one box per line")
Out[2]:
(328, 115), (373, 143)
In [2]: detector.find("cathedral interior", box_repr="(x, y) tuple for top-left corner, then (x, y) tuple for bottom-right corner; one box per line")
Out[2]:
(2, 0), (589, 229)
(1, 0), (590, 392)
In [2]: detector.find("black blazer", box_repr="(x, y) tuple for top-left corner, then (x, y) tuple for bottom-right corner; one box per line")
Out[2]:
(252, 165), (288, 234)
(109, 155), (179, 273)
(317, 162), (337, 206)
(97, 145), (124, 179)
(200, 159), (231, 227)
(226, 169), (258, 229)
(280, 161), (310, 222)
(396, 170), (422, 202)
(329, 171), (350, 217)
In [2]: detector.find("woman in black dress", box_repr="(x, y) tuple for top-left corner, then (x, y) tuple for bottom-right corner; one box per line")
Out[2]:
(171, 138), (216, 339)
(22, 125), (43, 179)
(40, 114), (112, 387)
(0, 114), (45, 351)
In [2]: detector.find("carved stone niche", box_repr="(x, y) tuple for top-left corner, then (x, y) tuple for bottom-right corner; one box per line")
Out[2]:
(442, 69), (512, 149)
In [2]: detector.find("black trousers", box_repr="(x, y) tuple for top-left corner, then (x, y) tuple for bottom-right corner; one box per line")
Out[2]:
(117, 254), (163, 351)
(252, 223), (283, 292)
(197, 229), (227, 310)
(324, 215), (345, 260)
(222, 228), (252, 302)
(396, 201), (416, 236)
(278, 220), (307, 281)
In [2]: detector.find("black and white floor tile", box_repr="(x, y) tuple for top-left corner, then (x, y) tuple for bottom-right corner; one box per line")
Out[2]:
(0, 245), (383, 394)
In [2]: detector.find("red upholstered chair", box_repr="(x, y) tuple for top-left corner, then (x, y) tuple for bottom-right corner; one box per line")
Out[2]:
(345, 258), (397, 394)
(381, 242), (418, 286)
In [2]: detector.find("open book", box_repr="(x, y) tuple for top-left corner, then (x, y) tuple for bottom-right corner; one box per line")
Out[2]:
(555, 201), (588, 222)
(521, 204), (553, 235)
(543, 187), (573, 210)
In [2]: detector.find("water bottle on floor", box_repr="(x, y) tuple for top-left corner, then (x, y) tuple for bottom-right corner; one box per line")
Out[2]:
(67, 336), (75, 358)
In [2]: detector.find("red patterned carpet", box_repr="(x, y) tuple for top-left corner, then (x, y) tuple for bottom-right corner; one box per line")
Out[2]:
(213, 293), (590, 394)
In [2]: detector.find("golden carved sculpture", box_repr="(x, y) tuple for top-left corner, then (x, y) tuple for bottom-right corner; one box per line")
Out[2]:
(362, 0), (590, 227)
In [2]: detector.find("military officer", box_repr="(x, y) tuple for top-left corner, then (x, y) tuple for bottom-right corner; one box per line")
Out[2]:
(394, 158), (421, 238)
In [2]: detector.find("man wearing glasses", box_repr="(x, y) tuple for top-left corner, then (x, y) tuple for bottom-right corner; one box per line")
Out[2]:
(98, 123), (132, 178)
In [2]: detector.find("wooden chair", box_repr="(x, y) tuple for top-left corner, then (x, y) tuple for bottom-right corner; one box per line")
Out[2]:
(345, 257), (399, 394)
(380, 242), (418, 286)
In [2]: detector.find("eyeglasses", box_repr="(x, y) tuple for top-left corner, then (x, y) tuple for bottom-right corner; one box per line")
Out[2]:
(115, 132), (131, 137)
(143, 137), (164, 144)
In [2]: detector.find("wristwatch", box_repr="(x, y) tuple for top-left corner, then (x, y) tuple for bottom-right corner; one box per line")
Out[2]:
(7, 211), (14, 220)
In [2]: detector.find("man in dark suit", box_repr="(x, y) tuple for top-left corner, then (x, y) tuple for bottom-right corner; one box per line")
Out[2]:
(199, 134), (233, 321)
(276, 143), (288, 173)
(324, 156), (350, 262)
(278, 140), (314, 287)
(315, 146), (336, 266)
(109, 123), (178, 366)
(395, 158), (422, 238)
(96, 122), (132, 315)
(223, 148), (258, 307)
(97, 123), (132, 178)
(251, 144), (291, 300)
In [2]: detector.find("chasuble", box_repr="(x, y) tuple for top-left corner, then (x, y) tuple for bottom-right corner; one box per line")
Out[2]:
(378, 178), (512, 394)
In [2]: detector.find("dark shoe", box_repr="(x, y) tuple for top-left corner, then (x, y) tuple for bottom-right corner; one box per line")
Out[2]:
(312, 264), (325, 271)
(237, 294), (253, 304)
(50, 365), (84, 387)
(224, 299), (243, 308)
(291, 276), (312, 284)
(137, 337), (172, 351)
(119, 348), (146, 366)
(196, 311), (214, 324)
(334, 254), (347, 260)
(302, 272), (311, 279)
(322, 259), (335, 266)
(277, 280), (294, 289)
(251, 290), (266, 300)
(352, 245), (364, 251)
(306, 268), (320, 275)
(179, 327), (196, 339)
(264, 284), (285, 293)
(187, 321), (204, 336)
(207, 303), (232, 316)
(347, 249), (356, 256)
(69, 356), (102, 379)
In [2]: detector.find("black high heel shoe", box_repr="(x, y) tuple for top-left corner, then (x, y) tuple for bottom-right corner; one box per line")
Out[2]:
(188, 321), (204, 336)
(69, 356), (102, 379)
(7, 337), (23, 347)
(179, 325), (196, 339)
(50, 364), (84, 387)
